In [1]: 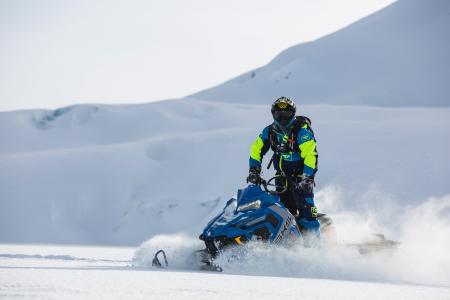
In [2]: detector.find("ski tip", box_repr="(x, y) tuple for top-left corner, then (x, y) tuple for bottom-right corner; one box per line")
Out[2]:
(152, 249), (169, 268)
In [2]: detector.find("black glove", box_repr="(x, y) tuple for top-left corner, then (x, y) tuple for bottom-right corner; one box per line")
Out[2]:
(247, 167), (262, 184)
(297, 174), (314, 194)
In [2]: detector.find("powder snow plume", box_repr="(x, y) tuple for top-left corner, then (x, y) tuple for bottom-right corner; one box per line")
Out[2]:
(133, 187), (450, 286)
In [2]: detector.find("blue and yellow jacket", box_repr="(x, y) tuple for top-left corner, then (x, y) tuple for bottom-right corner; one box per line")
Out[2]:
(249, 118), (318, 176)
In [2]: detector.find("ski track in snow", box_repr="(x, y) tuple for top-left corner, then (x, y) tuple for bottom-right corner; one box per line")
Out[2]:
(0, 253), (128, 263)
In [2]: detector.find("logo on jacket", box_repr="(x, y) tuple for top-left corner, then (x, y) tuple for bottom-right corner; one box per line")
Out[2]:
(301, 134), (311, 142)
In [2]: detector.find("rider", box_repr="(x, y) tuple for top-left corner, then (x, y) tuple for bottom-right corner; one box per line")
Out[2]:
(247, 96), (320, 240)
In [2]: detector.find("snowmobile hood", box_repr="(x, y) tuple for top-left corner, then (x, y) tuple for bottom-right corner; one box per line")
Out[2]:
(201, 185), (299, 243)
(236, 184), (279, 207)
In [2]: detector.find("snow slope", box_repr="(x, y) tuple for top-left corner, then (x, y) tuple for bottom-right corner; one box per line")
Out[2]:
(1, 100), (449, 247)
(192, 0), (450, 106)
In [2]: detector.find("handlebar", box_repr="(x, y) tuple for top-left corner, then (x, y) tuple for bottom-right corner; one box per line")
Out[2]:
(260, 176), (288, 195)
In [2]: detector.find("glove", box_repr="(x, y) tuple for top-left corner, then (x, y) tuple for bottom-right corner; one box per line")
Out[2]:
(247, 167), (262, 184)
(297, 174), (314, 194)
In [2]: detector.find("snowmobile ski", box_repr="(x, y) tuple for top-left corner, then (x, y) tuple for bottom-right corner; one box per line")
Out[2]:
(193, 249), (223, 272)
(152, 249), (168, 268)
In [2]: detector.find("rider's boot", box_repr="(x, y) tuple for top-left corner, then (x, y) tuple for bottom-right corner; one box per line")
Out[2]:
(298, 217), (321, 247)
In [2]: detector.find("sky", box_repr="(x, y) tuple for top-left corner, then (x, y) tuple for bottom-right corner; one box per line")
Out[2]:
(0, 0), (396, 111)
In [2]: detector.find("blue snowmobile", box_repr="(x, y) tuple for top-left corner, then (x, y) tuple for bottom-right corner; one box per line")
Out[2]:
(151, 176), (397, 271)
(199, 177), (333, 257)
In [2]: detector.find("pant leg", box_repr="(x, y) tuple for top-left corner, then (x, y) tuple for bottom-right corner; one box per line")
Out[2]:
(293, 189), (320, 238)
(275, 175), (297, 216)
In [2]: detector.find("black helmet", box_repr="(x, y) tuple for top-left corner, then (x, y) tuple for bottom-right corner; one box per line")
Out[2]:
(271, 96), (296, 126)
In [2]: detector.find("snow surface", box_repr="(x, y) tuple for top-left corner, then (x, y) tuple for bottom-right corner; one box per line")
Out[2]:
(1, 244), (450, 299)
(192, 0), (450, 106)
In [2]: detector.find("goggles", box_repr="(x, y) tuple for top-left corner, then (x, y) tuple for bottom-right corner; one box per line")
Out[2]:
(272, 109), (294, 121)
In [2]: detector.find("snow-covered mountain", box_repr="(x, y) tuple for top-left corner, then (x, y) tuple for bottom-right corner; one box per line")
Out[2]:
(192, 0), (450, 106)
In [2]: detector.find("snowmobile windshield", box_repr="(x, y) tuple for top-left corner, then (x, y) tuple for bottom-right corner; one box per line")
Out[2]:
(223, 199), (237, 220)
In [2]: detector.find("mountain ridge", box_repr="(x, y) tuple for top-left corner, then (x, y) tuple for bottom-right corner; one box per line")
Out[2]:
(191, 0), (450, 106)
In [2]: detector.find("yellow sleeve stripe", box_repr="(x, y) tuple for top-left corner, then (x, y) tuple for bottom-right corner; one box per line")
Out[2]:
(299, 139), (317, 169)
(250, 136), (265, 162)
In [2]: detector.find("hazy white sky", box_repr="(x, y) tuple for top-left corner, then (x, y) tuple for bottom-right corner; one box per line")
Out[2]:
(0, 0), (396, 111)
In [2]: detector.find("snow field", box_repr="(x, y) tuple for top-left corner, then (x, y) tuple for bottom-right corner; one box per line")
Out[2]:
(1, 244), (449, 300)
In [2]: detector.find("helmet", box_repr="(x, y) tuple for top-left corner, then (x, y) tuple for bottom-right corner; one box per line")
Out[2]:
(271, 96), (296, 126)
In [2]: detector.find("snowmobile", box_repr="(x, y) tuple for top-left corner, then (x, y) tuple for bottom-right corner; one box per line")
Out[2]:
(152, 176), (399, 271)
(152, 176), (334, 271)
(199, 178), (334, 251)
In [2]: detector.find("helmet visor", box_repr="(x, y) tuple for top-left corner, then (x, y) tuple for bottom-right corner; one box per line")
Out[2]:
(272, 109), (294, 125)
